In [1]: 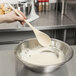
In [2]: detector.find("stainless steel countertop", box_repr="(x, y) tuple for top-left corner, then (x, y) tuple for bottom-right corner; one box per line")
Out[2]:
(0, 11), (75, 32)
(0, 44), (76, 76)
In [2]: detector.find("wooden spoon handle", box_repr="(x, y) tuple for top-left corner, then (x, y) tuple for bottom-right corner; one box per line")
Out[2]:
(8, 3), (35, 30)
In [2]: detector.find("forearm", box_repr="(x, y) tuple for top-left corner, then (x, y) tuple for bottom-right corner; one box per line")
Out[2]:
(0, 15), (6, 23)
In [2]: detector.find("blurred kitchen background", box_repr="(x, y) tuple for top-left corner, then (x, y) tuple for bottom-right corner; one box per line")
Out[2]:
(0, 0), (76, 45)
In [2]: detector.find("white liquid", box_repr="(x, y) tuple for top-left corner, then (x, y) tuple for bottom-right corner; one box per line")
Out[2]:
(20, 47), (65, 66)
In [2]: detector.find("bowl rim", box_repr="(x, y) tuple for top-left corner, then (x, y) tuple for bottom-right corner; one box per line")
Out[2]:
(14, 38), (74, 68)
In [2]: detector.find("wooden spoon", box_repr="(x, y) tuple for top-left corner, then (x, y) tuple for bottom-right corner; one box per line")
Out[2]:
(8, 3), (51, 47)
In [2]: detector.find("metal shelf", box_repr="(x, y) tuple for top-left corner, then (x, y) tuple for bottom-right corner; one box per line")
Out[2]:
(0, 11), (75, 32)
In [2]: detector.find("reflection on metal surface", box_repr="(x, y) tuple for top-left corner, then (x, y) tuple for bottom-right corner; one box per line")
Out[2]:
(16, 59), (69, 76)
(64, 2), (76, 23)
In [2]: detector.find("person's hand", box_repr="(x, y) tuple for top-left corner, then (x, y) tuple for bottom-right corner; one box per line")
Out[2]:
(3, 10), (26, 25)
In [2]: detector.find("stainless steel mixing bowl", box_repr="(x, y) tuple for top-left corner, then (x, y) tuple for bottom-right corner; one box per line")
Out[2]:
(15, 38), (73, 73)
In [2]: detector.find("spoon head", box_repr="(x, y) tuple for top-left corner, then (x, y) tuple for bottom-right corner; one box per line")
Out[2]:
(35, 31), (51, 47)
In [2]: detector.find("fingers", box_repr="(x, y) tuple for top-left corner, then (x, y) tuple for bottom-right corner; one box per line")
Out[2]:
(20, 21), (25, 25)
(15, 16), (23, 21)
(15, 16), (25, 25)
(13, 10), (26, 25)
(17, 10), (26, 19)
(16, 10), (26, 25)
